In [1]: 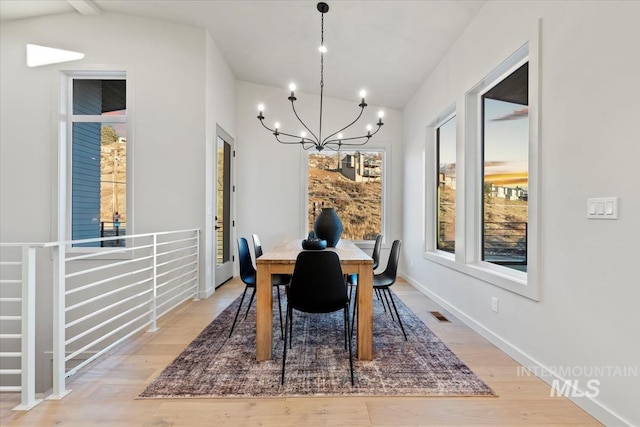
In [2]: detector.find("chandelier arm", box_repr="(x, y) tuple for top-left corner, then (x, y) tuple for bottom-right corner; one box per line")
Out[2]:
(324, 137), (370, 148)
(274, 129), (314, 142)
(320, 105), (366, 145)
(323, 120), (383, 146)
(274, 133), (318, 149)
(322, 143), (343, 152)
(258, 117), (276, 133)
(290, 99), (320, 143)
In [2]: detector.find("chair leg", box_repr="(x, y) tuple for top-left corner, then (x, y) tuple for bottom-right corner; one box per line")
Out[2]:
(350, 284), (358, 337)
(375, 288), (387, 312)
(229, 286), (248, 338)
(281, 304), (291, 385)
(276, 285), (284, 339)
(289, 309), (294, 349)
(381, 288), (396, 322)
(344, 306), (354, 386)
(243, 287), (256, 319)
(386, 288), (408, 340)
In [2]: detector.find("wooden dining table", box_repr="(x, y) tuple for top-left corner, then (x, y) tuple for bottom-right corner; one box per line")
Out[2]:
(255, 238), (374, 361)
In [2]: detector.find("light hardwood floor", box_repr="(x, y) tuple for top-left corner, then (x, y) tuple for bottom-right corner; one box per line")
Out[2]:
(1, 278), (600, 426)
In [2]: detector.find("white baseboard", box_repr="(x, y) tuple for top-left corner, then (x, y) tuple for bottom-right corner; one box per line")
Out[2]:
(399, 271), (633, 427)
(199, 286), (215, 299)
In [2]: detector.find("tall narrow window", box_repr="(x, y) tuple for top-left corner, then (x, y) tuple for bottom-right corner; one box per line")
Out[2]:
(482, 63), (528, 271)
(436, 116), (456, 253)
(70, 77), (127, 247)
(308, 150), (384, 241)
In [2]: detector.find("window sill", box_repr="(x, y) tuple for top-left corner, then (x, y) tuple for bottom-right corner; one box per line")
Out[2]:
(423, 250), (537, 300)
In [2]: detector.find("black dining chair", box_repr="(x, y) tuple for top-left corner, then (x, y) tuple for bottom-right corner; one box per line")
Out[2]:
(351, 239), (407, 340)
(281, 250), (354, 385)
(252, 234), (290, 336)
(252, 234), (291, 287)
(348, 234), (383, 299)
(228, 237), (284, 338)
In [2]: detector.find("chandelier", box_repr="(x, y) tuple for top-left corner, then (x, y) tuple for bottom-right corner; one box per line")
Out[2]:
(257, 2), (384, 152)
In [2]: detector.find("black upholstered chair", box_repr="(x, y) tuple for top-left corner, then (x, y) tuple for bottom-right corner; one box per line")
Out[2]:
(281, 250), (354, 385)
(228, 237), (284, 338)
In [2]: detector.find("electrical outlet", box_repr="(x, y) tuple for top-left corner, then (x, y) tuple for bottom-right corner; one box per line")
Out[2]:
(491, 297), (499, 313)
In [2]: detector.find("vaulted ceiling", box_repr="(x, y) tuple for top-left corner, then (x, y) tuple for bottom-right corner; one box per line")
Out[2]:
(0, 0), (486, 110)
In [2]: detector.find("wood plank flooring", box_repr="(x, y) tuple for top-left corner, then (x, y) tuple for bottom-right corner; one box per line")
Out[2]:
(0, 278), (600, 426)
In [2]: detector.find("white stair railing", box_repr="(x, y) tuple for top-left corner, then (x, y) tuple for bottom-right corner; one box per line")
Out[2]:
(0, 229), (200, 408)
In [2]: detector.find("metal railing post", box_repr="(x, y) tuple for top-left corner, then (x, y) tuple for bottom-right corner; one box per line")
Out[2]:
(149, 234), (158, 332)
(13, 246), (42, 410)
(194, 230), (201, 301)
(49, 243), (70, 400)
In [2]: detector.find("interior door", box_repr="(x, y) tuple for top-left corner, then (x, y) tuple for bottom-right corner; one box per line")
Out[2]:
(214, 130), (233, 287)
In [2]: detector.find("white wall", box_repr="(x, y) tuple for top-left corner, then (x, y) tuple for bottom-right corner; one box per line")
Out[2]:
(234, 81), (403, 261)
(402, 1), (640, 425)
(0, 11), (236, 390)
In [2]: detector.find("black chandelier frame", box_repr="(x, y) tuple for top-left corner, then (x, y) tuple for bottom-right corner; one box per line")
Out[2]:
(257, 2), (384, 152)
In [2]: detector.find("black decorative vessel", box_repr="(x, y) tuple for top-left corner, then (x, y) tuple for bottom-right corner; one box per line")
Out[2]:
(313, 207), (343, 247)
(301, 238), (327, 250)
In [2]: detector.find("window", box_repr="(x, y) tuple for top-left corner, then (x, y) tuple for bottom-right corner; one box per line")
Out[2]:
(67, 75), (128, 247)
(436, 115), (456, 254)
(308, 150), (384, 241)
(481, 63), (528, 272)
(462, 37), (540, 299)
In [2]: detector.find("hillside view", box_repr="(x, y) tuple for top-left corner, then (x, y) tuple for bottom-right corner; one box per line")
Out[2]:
(438, 162), (527, 268)
(100, 125), (127, 228)
(308, 152), (382, 241)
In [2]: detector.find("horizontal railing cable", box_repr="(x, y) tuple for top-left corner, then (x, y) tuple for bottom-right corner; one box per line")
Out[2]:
(65, 277), (153, 315)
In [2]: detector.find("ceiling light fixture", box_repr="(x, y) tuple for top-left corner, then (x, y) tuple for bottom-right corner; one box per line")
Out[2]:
(256, 2), (384, 151)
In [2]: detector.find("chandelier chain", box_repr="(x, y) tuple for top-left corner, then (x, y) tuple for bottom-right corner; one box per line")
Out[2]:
(319, 11), (325, 143)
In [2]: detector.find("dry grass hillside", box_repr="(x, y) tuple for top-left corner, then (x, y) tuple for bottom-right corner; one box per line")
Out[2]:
(308, 155), (381, 240)
(100, 126), (127, 225)
(438, 176), (527, 261)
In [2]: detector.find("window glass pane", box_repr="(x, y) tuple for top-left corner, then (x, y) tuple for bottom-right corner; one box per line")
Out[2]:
(308, 151), (382, 240)
(73, 80), (126, 115)
(72, 121), (127, 247)
(482, 62), (528, 271)
(436, 116), (456, 253)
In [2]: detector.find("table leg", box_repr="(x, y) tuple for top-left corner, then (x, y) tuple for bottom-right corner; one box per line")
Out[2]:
(356, 263), (373, 360)
(256, 263), (273, 360)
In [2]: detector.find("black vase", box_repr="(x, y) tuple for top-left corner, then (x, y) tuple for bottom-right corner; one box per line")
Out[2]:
(313, 207), (343, 247)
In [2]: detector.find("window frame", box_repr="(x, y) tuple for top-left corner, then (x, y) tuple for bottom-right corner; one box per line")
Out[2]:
(302, 146), (389, 246)
(424, 105), (457, 261)
(465, 39), (540, 300)
(57, 68), (133, 254)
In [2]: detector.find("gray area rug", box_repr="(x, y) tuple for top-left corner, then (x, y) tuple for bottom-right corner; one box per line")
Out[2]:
(139, 288), (496, 398)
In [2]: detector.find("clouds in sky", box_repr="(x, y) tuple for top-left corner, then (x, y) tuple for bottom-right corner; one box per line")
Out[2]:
(491, 107), (528, 122)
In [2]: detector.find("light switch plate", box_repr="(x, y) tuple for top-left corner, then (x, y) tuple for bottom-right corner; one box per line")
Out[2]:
(587, 197), (619, 219)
